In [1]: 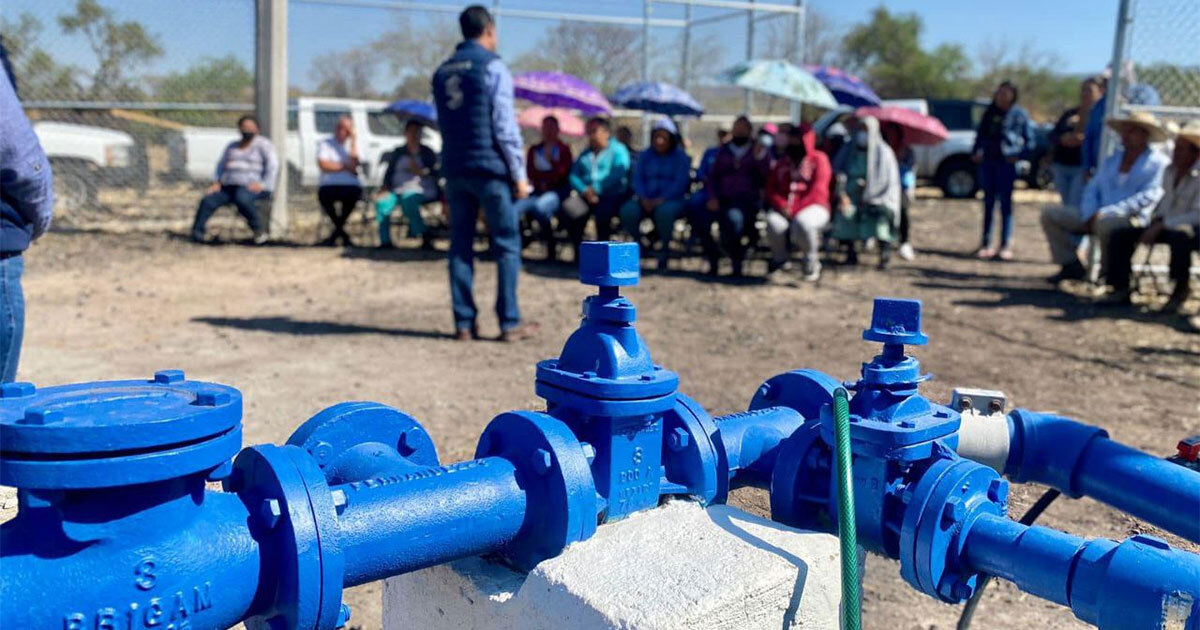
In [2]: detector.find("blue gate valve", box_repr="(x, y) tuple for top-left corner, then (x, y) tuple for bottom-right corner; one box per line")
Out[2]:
(755, 297), (1200, 629)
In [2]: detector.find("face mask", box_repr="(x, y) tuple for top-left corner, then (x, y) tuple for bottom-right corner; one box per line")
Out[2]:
(241, 131), (256, 143)
(855, 130), (869, 149)
(786, 144), (806, 160)
(758, 135), (774, 148)
(731, 136), (751, 147)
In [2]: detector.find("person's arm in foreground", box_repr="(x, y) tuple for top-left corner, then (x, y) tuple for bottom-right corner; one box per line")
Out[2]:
(486, 59), (528, 197)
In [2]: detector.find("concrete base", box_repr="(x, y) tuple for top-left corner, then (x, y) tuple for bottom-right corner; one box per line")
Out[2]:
(383, 500), (843, 629)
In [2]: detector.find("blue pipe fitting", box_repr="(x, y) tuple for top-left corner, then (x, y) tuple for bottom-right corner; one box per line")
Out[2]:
(1004, 409), (1200, 543)
(964, 514), (1200, 629)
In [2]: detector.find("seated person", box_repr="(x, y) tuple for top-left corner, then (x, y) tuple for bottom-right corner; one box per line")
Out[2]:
(315, 115), (362, 247)
(1103, 120), (1200, 311)
(619, 117), (691, 270)
(191, 114), (278, 244)
(561, 117), (631, 261)
(685, 127), (729, 218)
(831, 115), (901, 268)
(513, 114), (572, 261)
(1040, 112), (1169, 283)
(694, 115), (770, 277)
(764, 124), (831, 282)
(374, 119), (440, 249)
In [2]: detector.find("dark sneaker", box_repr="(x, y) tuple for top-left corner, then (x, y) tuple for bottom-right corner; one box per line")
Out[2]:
(1047, 261), (1086, 284)
(1095, 290), (1132, 308)
(453, 326), (480, 341)
(498, 321), (541, 343)
(1163, 287), (1191, 314)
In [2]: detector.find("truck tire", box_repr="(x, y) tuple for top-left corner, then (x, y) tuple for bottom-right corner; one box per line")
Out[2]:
(937, 157), (978, 199)
(49, 159), (99, 225)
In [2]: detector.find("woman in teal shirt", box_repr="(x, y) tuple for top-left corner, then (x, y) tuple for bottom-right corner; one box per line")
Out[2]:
(560, 117), (632, 262)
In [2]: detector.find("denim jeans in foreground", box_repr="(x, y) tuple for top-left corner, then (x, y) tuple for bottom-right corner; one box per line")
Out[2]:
(445, 176), (521, 332)
(0, 255), (25, 383)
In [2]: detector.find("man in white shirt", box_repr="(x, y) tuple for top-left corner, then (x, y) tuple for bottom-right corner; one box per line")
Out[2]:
(1102, 120), (1200, 311)
(316, 115), (362, 246)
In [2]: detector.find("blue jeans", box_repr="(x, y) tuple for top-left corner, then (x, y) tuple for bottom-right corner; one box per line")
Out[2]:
(691, 196), (758, 266)
(446, 176), (521, 332)
(192, 185), (271, 240)
(513, 190), (562, 245)
(618, 198), (686, 249)
(1051, 163), (1085, 208)
(0, 255), (24, 383)
(979, 160), (1016, 248)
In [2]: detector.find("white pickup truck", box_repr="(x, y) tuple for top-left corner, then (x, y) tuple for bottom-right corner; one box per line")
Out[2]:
(167, 97), (442, 191)
(815, 99), (1051, 198)
(33, 121), (147, 213)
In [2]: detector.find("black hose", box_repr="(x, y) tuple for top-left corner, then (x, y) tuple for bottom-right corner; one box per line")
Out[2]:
(956, 488), (1062, 630)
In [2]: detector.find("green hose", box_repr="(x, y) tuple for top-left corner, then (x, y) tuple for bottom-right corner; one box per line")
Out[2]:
(832, 387), (861, 630)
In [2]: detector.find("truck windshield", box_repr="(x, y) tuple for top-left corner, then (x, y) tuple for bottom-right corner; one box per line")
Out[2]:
(368, 111), (404, 137)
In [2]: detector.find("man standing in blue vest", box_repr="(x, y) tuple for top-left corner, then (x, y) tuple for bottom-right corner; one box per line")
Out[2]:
(433, 5), (537, 342)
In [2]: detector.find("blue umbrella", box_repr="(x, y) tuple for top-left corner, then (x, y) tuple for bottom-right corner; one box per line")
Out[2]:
(610, 81), (704, 117)
(803, 65), (881, 108)
(384, 99), (437, 126)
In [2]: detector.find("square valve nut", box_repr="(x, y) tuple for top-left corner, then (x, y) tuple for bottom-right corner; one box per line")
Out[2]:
(579, 242), (640, 287)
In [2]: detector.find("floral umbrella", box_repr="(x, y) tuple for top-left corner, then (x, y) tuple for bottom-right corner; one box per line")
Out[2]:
(719, 60), (838, 109)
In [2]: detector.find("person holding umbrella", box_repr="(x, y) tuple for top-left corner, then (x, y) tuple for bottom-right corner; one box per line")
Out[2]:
(619, 117), (691, 270)
(972, 81), (1035, 261)
(374, 119), (440, 250)
(432, 5), (535, 342)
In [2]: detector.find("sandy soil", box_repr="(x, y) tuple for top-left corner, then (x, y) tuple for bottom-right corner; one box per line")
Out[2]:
(9, 193), (1199, 630)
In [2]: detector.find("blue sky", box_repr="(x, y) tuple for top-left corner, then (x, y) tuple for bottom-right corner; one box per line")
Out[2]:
(5, 0), (1126, 91)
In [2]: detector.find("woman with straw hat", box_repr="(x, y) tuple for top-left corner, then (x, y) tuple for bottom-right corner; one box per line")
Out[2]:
(1039, 110), (1171, 284)
(1102, 119), (1200, 311)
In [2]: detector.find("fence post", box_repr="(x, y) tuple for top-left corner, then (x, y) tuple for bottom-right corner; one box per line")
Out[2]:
(1100, 0), (1132, 161)
(790, 0), (804, 123)
(642, 0), (652, 146)
(256, 0), (289, 239)
(744, 0), (755, 114)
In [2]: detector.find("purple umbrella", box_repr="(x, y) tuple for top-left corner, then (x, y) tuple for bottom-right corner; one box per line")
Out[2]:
(803, 65), (881, 108)
(513, 71), (612, 115)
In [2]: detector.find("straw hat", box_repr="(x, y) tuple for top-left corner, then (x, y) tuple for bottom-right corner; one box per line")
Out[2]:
(1106, 111), (1169, 143)
(1175, 120), (1200, 150)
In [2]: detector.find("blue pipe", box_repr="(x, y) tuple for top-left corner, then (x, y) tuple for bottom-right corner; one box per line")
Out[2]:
(336, 457), (527, 587)
(1006, 410), (1200, 543)
(715, 406), (805, 488)
(963, 513), (1200, 629)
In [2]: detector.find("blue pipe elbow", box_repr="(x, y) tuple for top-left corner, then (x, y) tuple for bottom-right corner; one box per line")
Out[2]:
(1006, 409), (1200, 543)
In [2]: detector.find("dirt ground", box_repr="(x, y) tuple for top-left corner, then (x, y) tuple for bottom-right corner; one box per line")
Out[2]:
(9, 192), (1199, 630)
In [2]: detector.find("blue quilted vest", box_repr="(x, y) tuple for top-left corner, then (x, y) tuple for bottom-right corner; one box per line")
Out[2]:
(432, 41), (510, 180)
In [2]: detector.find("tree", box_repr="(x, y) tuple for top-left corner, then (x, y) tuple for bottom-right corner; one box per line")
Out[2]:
(973, 40), (1079, 119)
(311, 48), (380, 98)
(514, 22), (642, 95)
(0, 13), (81, 100)
(58, 0), (162, 99)
(156, 55), (253, 103)
(842, 8), (971, 100)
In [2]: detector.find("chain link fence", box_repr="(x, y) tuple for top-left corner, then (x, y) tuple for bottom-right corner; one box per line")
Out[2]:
(1110, 0), (1200, 124)
(6, 0), (804, 240)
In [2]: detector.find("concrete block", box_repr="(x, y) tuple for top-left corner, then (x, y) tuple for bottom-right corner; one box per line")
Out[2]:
(383, 500), (843, 629)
